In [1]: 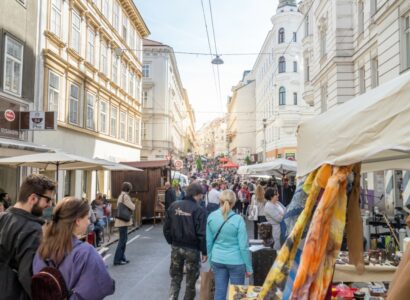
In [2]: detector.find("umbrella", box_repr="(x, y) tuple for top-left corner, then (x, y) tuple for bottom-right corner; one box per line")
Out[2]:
(0, 152), (114, 200)
(221, 161), (239, 169)
(219, 157), (229, 163)
(248, 158), (297, 177)
(86, 158), (143, 171)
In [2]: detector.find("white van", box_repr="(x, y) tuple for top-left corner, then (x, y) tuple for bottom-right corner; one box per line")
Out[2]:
(171, 171), (189, 188)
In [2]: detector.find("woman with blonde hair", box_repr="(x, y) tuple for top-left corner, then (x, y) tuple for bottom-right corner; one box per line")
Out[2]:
(32, 197), (115, 299)
(206, 190), (253, 300)
(249, 184), (267, 239)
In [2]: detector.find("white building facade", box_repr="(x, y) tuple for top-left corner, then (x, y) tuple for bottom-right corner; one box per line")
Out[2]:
(34, 0), (149, 199)
(252, 0), (313, 162)
(141, 39), (194, 161)
(196, 117), (228, 158)
(300, 0), (410, 214)
(227, 71), (256, 165)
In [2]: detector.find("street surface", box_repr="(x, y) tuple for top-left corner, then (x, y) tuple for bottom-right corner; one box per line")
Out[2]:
(105, 224), (199, 300)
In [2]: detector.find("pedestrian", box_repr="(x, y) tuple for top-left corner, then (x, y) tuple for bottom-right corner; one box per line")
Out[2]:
(264, 188), (286, 250)
(281, 177), (295, 206)
(238, 184), (251, 216)
(206, 190), (253, 300)
(163, 183), (207, 300)
(164, 181), (177, 210)
(91, 193), (107, 247)
(0, 192), (11, 209)
(250, 185), (267, 239)
(0, 174), (56, 300)
(175, 183), (185, 201)
(32, 197), (115, 299)
(206, 182), (220, 214)
(113, 182), (135, 266)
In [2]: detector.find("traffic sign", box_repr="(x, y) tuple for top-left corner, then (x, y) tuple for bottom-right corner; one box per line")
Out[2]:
(4, 109), (15, 122)
(174, 159), (183, 170)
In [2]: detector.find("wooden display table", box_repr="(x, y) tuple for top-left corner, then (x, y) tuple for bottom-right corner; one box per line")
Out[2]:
(228, 285), (261, 300)
(334, 263), (397, 282)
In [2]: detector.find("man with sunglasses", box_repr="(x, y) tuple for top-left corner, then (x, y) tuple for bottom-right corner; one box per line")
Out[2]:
(0, 174), (56, 300)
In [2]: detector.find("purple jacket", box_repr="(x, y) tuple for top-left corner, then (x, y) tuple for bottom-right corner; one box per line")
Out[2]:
(33, 238), (115, 300)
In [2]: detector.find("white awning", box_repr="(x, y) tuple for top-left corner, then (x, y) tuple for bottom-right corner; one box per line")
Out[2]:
(0, 138), (55, 157)
(297, 71), (410, 176)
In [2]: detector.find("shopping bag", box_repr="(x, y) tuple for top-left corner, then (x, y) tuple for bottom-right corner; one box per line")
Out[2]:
(199, 271), (214, 300)
(248, 204), (258, 221)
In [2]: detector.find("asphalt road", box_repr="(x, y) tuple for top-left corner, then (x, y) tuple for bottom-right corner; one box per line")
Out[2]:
(104, 223), (199, 300)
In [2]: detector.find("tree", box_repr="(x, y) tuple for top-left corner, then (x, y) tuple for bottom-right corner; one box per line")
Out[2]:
(196, 157), (203, 172)
(245, 156), (252, 165)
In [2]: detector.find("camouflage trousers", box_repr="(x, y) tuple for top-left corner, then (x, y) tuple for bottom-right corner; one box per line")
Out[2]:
(169, 246), (200, 300)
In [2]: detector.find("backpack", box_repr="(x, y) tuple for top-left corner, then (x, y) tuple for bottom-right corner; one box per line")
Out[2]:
(31, 260), (72, 300)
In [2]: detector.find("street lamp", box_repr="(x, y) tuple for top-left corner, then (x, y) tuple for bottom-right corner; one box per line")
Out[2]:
(211, 55), (224, 65)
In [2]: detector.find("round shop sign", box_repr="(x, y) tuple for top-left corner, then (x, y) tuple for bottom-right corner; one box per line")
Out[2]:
(174, 160), (183, 170)
(4, 109), (15, 122)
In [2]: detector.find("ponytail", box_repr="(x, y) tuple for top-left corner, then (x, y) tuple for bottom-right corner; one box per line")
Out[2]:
(221, 200), (231, 220)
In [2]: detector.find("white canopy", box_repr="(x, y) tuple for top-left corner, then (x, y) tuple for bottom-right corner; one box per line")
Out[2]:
(297, 71), (410, 176)
(237, 158), (297, 177)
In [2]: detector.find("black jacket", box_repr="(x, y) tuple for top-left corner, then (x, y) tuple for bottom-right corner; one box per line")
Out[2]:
(163, 197), (207, 255)
(164, 187), (177, 210)
(0, 207), (44, 300)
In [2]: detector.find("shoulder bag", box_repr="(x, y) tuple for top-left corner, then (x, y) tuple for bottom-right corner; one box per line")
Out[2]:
(116, 194), (132, 222)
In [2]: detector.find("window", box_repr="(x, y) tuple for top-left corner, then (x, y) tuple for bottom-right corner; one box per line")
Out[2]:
(305, 15), (310, 37)
(358, 1), (364, 34)
(304, 57), (310, 82)
(402, 15), (410, 70)
(50, 0), (62, 37)
(130, 27), (136, 50)
(320, 84), (327, 113)
(113, 1), (119, 31)
(135, 77), (141, 99)
(278, 28), (285, 44)
(320, 30), (327, 57)
(112, 53), (118, 83)
(279, 87), (286, 105)
(371, 57), (379, 88)
(121, 62), (127, 90)
(278, 56), (286, 73)
(71, 10), (81, 53)
(293, 92), (298, 105)
(110, 106), (118, 137)
(370, 0), (377, 16)
(122, 13), (127, 42)
(48, 71), (60, 113)
(359, 66), (366, 94)
(99, 101), (108, 134)
(128, 117), (134, 143)
(128, 71), (134, 96)
(102, 0), (109, 18)
(86, 92), (95, 130)
(4, 35), (24, 96)
(119, 111), (126, 140)
(142, 121), (146, 139)
(100, 42), (108, 74)
(135, 119), (140, 145)
(142, 64), (150, 77)
(87, 28), (95, 64)
(142, 90), (148, 107)
(69, 83), (79, 124)
(293, 61), (298, 72)
(293, 32), (297, 42)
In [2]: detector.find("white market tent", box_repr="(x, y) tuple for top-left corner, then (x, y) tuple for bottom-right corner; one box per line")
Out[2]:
(297, 71), (410, 177)
(237, 158), (297, 177)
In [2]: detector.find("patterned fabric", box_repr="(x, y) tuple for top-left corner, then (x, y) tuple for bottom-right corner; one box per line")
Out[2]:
(258, 165), (332, 300)
(291, 166), (351, 300)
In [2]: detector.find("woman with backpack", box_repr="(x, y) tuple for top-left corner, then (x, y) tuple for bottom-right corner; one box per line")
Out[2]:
(206, 190), (253, 300)
(32, 197), (115, 300)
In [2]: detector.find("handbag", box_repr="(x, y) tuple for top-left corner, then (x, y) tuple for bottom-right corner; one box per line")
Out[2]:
(199, 270), (214, 300)
(248, 203), (258, 221)
(116, 194), (132, 222)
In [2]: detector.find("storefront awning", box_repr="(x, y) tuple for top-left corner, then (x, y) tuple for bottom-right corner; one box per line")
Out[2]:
(0, 138), (55, 157)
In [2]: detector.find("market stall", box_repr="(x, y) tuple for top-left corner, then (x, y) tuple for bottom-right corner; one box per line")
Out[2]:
(234, 71), (410, 300)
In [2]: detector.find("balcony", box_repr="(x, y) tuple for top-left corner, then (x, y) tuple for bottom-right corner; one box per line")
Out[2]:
(303, 82), (314, 106)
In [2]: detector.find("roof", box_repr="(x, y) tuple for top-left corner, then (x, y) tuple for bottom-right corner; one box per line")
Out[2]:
(143, 39), (168, 47)
(123, 160), (169, 168)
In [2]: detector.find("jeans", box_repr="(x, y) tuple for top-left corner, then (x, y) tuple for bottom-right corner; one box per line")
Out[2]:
(212, 262), (246, 300)
(114, 226), (128, 264)
(253, 216), (267, 239)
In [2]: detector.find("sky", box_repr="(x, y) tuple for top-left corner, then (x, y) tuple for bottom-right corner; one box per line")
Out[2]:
(136, 0), (279, 129)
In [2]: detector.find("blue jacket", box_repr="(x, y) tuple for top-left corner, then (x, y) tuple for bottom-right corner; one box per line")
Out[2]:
(206, 209), (253, 273)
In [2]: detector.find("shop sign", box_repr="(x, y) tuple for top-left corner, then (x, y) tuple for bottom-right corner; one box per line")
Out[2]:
(4, 109), (15, 122)
(174, 160), (183, 170)
(20, 111), (56, 130)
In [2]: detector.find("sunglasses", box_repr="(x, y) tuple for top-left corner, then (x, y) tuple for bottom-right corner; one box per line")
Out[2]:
(35, 193), (53, 203)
